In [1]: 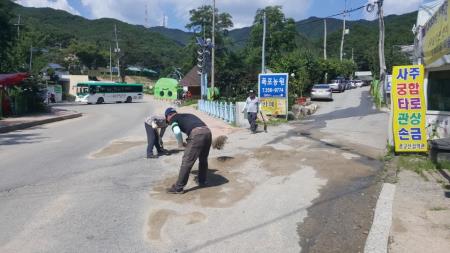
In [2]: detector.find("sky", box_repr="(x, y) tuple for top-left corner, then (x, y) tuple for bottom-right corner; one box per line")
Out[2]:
(16, 0), (427, 30)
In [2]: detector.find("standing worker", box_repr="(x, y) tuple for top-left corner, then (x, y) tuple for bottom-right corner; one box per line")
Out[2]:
(242, 90), (260, 133)
(165, 108), (212, 194)
(144, 115), (169, 159)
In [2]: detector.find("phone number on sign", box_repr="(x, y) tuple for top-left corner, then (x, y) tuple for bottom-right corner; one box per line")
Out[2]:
(262, 88), (285, 93)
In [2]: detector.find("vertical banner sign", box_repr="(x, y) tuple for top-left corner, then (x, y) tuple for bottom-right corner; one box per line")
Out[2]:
(392, 65), (427, 152)
(258, 73), (289, 116)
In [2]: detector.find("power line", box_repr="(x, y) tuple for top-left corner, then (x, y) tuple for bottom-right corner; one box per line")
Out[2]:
(297, 4), (367, 26)
(230, 3), (368, 45)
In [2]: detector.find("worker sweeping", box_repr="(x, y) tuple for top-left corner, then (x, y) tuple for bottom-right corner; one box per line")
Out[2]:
(165, 108), (212, 194)
(144, 115), (169, 159)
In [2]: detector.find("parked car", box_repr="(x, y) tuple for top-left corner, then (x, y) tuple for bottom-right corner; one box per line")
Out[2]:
(346, 80), (356, 89)
(311, 84), (333, 101)
(344, 80), (353, 90)
(354, 80), (364, 88)
(329, 79), (345, 93)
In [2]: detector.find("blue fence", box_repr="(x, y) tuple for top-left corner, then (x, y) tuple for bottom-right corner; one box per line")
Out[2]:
(198, 100), (236, 124)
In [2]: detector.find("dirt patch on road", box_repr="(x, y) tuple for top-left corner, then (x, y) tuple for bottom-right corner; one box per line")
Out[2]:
(149, 144), (316, 208)
(254, 146), (307, 177)
(148, 209), (207, 241)
(90, 140), (146, 158)
(150, 156), (255, 208)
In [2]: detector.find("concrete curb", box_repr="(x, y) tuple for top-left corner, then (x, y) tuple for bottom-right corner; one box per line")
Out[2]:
(364, 183), (396, 253)
(0, 112), (82, 134)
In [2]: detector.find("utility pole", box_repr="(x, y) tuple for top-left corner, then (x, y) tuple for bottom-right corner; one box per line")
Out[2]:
(262, 11), (267, 73)
(324, 19), (327, 60)
(211, 0), (216, 97)
(14, 15), (23, 39)
(29, 44), (33, 72)
(340, 0), (347, 61)
(109, 45), (113, 81)
(114, 24), (121, 78)
(377, 0), (386, 102)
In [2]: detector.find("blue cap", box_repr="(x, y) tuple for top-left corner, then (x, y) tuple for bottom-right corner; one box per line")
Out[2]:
(165, 107), (177, 118)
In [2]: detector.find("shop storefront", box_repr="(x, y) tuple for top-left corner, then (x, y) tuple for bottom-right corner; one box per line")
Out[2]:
(416, 0), (450, 138)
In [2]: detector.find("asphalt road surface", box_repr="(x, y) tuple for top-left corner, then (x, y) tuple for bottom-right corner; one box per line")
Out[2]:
(0, 87), (388, 253)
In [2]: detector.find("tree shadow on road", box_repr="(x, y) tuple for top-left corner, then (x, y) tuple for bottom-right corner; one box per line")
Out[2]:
(309, 90), (381, 125)
(0, 128), (48, 146)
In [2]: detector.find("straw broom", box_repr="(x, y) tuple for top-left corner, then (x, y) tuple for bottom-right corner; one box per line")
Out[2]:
(212, 135), (228, 150)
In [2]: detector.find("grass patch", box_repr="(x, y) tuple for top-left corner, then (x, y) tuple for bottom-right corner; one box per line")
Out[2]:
(180, 99), (198, 107)
(257, 118), (288, 126)
(397, 154), (435, 180)
(438, 160), (450, 171)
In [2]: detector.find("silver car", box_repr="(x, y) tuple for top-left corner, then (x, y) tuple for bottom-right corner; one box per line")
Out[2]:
(311, 84), (333, 101)
(329, 79), (345, 92)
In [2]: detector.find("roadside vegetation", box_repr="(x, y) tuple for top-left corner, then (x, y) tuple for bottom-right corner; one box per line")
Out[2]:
(1, 1), (415, 102)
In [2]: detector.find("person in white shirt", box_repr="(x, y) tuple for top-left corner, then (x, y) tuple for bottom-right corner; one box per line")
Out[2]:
(144, 115), (169, 159)
(242, 90), (259, 133)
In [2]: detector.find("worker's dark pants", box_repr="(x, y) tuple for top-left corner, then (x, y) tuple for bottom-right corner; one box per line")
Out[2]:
(248, 112), (258, 132)
(175, 127), (212, 190)
(145, 123), (165, 156)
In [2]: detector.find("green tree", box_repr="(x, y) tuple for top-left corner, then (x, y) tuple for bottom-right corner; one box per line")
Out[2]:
(183, 5), (234, 74)
(66, 41), (107, 70)
(186, 5), (233, 44)
(0, 0), (16, 72)
(246, 6), (298, 69)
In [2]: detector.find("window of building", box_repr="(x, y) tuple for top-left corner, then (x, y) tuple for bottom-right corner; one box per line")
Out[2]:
(427, 70), (450, 111)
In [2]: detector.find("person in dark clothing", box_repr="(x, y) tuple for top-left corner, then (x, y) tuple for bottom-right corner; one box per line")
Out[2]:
(144, 115), (169, 159)
(165, 108), (212, 194)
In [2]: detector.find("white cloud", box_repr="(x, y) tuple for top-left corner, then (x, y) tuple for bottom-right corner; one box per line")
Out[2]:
(365, 0), (424, 19)
(16, 0), (80, 15)
(164, 0), (312, 28)
(80, 0), (311, 29)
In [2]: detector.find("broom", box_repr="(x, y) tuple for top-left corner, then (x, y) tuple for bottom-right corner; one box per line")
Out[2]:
(260, 111), (268, 133)
(212, 135), (228, 150)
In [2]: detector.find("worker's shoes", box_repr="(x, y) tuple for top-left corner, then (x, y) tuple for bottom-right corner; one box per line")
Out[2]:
(146, 154), (159, 159)
(166, 185), (185, 194)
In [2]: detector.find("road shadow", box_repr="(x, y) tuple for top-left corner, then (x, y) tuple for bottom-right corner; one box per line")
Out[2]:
(185, 169), (229, 193)
(0, 128), (48, 146)
(310, 90), (381, 125)
(166, 149), (184, 155)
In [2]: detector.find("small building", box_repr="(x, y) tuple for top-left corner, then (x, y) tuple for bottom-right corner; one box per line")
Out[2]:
(179, 66), (201, 98)
(414, 0), (450, 138)
(61, 75), (89, 97)
(354, 71), (373, 82)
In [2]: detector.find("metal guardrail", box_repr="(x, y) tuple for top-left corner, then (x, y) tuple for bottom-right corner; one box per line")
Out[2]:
(198, 100), (236, 124)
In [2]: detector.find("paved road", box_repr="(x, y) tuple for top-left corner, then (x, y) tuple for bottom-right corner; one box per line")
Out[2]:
(0, 100), (168, 252)
(0, 87), (388, 253)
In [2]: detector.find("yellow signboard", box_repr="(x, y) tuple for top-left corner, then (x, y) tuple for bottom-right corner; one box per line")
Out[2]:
(392, 65), (428, 152)
(260, 98), (287, 116)
(423, 0), (450, 64)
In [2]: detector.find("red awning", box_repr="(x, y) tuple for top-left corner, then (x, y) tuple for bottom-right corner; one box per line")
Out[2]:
(0, 73), (29, 87)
